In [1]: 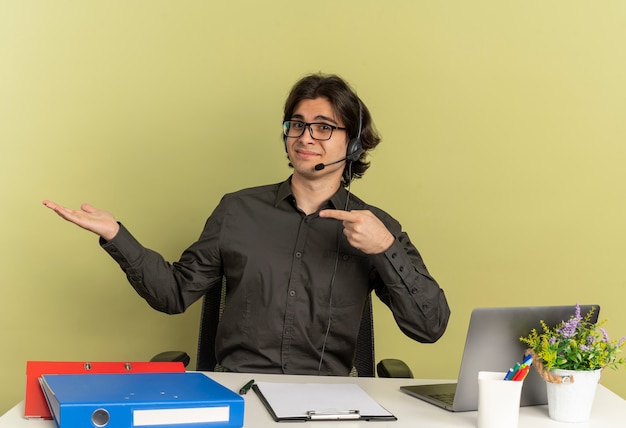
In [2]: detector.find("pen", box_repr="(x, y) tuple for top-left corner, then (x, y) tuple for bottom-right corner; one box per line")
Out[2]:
(503, 367), (515, 380)
(506, 363), (520, 380)
(239, 379), (255, 395)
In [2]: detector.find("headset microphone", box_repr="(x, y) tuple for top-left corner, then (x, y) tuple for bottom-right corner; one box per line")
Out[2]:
(313, 158), (346, 171)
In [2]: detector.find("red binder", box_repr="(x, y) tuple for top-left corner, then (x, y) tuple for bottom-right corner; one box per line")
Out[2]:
(25, 360), (186, 419)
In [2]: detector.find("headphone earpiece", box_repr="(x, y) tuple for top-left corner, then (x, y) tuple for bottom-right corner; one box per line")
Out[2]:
(346, 103), (363, 163)
(346, 137), (363, 162)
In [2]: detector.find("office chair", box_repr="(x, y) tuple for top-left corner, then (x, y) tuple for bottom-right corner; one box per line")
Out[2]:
(151, 278), (413, 378)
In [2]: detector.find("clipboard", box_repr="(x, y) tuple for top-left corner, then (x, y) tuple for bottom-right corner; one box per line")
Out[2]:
(25, 360), (186, 419)
(252, 381), (397, 422)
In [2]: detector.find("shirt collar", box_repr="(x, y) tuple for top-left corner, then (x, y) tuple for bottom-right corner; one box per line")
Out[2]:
(275, 176), (348, 210)
(329, 185), (348, 210)
(275, 178), (294, 207)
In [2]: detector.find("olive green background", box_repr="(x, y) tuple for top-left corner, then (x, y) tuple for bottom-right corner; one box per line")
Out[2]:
(2, 0), (625, 414)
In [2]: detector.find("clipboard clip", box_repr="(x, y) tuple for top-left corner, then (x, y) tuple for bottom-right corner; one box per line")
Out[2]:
(307, 410), (360, 420)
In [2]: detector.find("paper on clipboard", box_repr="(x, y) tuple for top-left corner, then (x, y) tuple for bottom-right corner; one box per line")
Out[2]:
(252, 382), (396, 421)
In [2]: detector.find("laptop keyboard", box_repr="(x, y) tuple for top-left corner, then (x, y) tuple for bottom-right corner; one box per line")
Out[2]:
(430, 393), (455, 406)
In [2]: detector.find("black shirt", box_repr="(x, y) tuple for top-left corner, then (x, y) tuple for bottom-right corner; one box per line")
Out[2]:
(102, 178), (450, 375)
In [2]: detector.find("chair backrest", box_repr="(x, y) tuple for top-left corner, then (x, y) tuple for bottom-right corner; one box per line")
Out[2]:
(195, 278), (376, 376)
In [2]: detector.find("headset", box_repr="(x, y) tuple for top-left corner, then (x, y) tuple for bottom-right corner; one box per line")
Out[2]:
(345, 102), (364, 163)
(316, 101), (363, 374)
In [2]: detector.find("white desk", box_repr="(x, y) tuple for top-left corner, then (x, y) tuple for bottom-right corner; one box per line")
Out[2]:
(1, 372), (624, 427)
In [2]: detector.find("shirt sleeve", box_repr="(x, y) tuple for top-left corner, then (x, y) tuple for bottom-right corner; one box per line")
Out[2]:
(369, 225), (451, 344)
(99, 222), (222, 314)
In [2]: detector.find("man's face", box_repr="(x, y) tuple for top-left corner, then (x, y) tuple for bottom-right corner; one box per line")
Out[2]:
(284, 97), (348, 179)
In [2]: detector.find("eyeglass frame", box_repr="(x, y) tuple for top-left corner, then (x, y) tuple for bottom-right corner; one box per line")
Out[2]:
(282, 120), (347, 141)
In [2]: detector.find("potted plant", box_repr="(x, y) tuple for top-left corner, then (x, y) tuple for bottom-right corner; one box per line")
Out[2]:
(520, 303), (625, 422)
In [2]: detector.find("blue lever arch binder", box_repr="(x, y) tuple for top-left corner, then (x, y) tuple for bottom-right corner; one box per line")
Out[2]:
(39, 372), (244, 428)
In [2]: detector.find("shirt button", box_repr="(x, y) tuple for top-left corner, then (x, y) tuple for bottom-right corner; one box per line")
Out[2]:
(289, 290), (296, 297)
(391, 252), (397, 259)
(295, 251), (302, 258)
(342, 255), (350, 261)
(399, 266), (404, 273)
(411, 288), (418, 295)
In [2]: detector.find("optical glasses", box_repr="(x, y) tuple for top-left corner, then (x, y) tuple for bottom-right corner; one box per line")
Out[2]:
(282, 120), (346, 141)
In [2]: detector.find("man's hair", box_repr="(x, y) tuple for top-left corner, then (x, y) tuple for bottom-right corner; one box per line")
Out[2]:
(283, 73), (381, 185)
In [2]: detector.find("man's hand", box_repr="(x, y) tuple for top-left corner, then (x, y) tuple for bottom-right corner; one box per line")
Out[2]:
(42, 200), (120, 241)
(319, 209), (395, 254)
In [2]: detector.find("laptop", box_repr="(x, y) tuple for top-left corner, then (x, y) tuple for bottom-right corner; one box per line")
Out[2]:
(400, 304), (600, 412)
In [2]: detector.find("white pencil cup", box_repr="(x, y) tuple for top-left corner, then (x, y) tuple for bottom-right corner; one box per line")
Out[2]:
(477, 371), (523, 428)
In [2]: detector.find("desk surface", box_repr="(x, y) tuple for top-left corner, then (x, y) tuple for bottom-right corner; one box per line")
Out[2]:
(1, 372), (624, 427)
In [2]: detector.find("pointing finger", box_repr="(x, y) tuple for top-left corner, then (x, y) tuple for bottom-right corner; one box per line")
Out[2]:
(319, 209), (355, 221)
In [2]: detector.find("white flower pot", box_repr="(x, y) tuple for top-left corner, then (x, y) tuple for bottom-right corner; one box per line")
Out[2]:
(545, 368), (602, 423)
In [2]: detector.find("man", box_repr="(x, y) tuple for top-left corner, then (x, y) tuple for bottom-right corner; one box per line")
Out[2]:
(43, 73), (450, 376)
